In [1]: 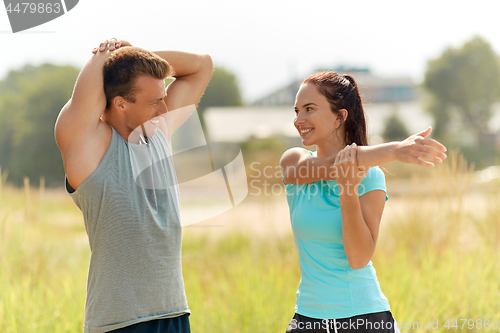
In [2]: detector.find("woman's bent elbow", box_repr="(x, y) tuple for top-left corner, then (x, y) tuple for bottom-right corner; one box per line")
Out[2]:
(347, 258), (370, 270)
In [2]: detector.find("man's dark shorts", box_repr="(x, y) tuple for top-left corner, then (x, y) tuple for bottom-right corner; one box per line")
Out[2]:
(109, 314), (190, 333)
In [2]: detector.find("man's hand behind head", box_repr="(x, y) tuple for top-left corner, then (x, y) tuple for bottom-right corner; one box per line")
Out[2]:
(92, 38), (132, 55)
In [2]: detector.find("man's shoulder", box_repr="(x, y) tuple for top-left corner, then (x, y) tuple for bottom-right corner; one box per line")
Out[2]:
(55, 100), (108, 149)
(61, 120), (113, 190)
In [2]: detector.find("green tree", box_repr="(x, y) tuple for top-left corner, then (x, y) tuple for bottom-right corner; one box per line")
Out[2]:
(198, 66), (243, 111)
(0, 64), (79, 186)
(382, 111), (410, 142)
(423, 36), (500, 142)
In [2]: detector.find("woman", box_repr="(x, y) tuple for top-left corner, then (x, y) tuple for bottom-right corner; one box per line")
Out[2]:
(280, 71), (447, 333)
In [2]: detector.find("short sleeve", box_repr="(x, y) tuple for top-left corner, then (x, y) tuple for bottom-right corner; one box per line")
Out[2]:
(279, 148), (314, 188)
(280, 149), (293, 186)
(357, 166), (388, 201)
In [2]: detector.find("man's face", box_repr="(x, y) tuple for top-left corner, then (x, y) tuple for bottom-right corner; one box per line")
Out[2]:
(125, 75), (167, 140)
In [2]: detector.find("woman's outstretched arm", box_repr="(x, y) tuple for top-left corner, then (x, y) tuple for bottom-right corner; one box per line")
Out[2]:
(357, 126), (447, 168)
(281, 126), (447, 185)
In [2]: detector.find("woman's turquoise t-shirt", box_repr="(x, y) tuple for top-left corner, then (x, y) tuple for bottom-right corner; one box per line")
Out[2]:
(283, 150), (390, 319)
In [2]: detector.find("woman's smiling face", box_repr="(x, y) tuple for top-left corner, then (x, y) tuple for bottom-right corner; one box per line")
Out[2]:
(294, 83), (344, 147)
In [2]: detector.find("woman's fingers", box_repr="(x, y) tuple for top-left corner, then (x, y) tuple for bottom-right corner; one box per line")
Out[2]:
(350, 143), (357, 161)
(405, 144), (442, 167)
(334, 149), (341, 165)
(414, 141), (447, 163)
(418, 137), (448, 155)
(335, 143), (367, 184)
(413, 126), (432, 138)
(400, 127), (448, 166)
(415, 151), (439, 165)
(409, 155), (434, 167)
(335, 144), (356, 165)
(340, 146), (349, 163)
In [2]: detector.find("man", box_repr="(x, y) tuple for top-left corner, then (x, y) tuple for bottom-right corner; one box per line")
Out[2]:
(55, 38), (213, 333)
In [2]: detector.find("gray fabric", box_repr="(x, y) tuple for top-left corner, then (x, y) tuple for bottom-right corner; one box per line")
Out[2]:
(67, 127), (189, 333)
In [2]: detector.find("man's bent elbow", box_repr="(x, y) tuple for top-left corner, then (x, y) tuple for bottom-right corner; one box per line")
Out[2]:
(201, 53), (213, 72)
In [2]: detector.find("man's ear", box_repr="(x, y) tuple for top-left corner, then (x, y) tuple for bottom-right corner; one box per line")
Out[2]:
(112, 96), (127, 111)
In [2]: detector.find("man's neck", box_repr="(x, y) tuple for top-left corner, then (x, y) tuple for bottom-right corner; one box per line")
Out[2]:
(101, 111), (135, 142)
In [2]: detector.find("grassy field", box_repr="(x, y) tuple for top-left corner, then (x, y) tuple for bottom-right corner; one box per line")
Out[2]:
(1, 152), (500, 332)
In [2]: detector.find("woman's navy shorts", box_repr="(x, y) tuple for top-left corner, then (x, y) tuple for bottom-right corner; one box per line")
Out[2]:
(286, 311), (400, 333)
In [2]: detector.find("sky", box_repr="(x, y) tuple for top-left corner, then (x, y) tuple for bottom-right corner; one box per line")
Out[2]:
(1, 0), (500, 103)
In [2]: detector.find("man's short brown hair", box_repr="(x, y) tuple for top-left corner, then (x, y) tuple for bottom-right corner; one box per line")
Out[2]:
(103, 47), (173, 108)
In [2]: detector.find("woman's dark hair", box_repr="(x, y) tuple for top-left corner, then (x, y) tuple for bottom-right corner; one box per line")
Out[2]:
(302, 71), (368, 146)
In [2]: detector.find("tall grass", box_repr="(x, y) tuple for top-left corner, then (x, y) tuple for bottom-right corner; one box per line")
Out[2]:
(183, 234), (299, 332)
(1, 151), (499, 332)
(0, 181), (88, 333)
(375, 150), (500, 332)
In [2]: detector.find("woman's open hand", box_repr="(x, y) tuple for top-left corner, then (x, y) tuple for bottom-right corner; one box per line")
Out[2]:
(395, 126), (447, 167)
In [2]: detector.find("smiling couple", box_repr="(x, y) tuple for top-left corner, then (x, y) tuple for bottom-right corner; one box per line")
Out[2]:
(55, 38), (446, 333)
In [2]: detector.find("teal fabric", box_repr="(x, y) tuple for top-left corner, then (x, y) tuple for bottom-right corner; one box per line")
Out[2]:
(283, 150), (390, 319)
(67, 127), (190, 333)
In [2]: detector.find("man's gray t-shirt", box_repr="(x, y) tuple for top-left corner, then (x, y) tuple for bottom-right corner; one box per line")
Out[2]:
(67, 127), (189, 333)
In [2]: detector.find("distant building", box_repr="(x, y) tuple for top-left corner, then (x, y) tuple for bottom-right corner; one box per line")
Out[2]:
(252, 66), (416, 107)
(204, 106), (297, 142)
(251, 80), (301, 108)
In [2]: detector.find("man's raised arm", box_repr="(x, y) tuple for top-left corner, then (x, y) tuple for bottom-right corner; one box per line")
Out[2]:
(154, 50), (213, 134)
(55, 39), (129, 152)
